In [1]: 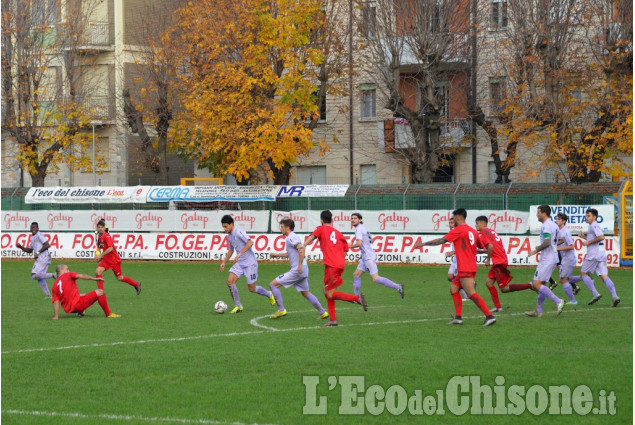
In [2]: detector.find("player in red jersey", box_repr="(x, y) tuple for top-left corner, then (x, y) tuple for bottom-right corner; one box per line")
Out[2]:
(303, 210), (367, 326)
(52, 264), (115, 319)
(94, 219), (140, 317)
(475, 216), (512, 312)
(417, 208), (496, 327)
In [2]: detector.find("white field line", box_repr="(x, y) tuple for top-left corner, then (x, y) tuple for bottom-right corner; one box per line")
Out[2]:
(2, 306), (629, 355)
(1, 409), (283, 425)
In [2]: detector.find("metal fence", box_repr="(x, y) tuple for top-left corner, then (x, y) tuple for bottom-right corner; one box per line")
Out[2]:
(2, 182), (625, 213)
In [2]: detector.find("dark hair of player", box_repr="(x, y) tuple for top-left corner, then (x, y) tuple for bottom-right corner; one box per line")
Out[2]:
(221, 215), (234, 225)
(475, 215), (488, 224)
(556, 213), (568, 222)
(320, 210), (333, 224)
(452, 208), (467, 219)
(352, 212), (363, 220)
(537, 204), (552, 216)
(586, 208), (598, 217)
(30, 222), (39, 227)
(279, 218), (295, 231)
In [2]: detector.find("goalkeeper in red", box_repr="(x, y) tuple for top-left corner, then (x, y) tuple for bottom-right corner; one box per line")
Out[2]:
(303, 210), (367, 327)
(417, 208), (496, 326)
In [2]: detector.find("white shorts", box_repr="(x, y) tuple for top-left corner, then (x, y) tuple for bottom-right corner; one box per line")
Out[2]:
(448, 260), (457, 276)
(31, 258), (51, 276)
(229, 262), (258, 284)
(276, 269), (310, 292)
(356, 257), (379, 276)
(559, 262), (575, 279)
(534, 258), (558, 282)
(581, 259), (609, 276)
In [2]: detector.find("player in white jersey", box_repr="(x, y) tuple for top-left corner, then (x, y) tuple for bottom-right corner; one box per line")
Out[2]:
(269, 218), (329, 319)
(569, 208), (619, 307)
(554, 213), (578, 305)
(349, 213), (404, 298)
(220, 215), (275, 314)
(524, 205), (565, 317)
(16, 222), (55, 298)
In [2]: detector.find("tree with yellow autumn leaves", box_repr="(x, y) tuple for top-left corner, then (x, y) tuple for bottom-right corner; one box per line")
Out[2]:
(1, 0), (105, 187)
(482, 0), (632, 183)
(170, 0), (331, 184)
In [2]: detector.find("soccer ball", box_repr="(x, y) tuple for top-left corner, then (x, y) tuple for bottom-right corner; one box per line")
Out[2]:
(214, 301), (228, 314)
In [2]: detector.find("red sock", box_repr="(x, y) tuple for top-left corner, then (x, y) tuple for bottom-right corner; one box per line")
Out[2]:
(326, 297), (336, 320)
(332, 291), (358, 303)
(488, 286), (501, 309)
(96, 275), (111, 316)
(121, 276), (138, 288)
(509, 283), (531, 292)
(470, 293), (492, 316)
(452, 292), (463, 316)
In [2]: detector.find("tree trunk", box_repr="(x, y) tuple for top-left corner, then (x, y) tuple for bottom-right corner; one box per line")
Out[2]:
(470, 106), (514, 183)
(267, 159), (291, 185)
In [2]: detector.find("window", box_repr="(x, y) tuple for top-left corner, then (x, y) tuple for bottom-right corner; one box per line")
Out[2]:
(489, 77), (505, 116)
(432, 155), (454, 183)
(296, 166), (326, 184)
(488, 161), (497, 183)
(360, 1), (376, 39)
(360, 85), (376, 121)
(32, 0), (58, 26)
(491, 1), (507, 28)
(360, 165), (376, 185)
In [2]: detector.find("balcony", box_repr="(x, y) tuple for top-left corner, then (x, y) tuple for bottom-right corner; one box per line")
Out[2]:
(82, 96), (115, 121)
(393, 118), (471, 149)
(73, 22), (113, 52)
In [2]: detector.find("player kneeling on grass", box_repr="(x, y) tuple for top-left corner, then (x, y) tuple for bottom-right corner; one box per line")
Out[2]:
(269, 218), (328, 320)
(220, 215), (275, 314)
(52, 264), (119, 319)
(416, 208), (496, 327)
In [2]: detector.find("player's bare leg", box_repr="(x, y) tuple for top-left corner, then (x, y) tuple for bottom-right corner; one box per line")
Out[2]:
(462, 278), (496, 326)
(226, 273), (243, 313)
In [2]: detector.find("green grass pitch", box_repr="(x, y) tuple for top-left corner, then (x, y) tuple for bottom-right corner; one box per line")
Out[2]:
(1, 259), (632, 424)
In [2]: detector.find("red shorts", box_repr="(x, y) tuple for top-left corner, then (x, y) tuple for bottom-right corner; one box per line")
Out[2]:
(72, 291), (100, 313)
(451, 271), (477, 287)
(323, 265), (344, 291)
(489, 264), (513, 289)
(99, 259), (122, 277)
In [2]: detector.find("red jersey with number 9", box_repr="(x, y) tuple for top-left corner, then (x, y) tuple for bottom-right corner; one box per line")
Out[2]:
(444, 224), (478, 273)
(311, 225), (349, 269)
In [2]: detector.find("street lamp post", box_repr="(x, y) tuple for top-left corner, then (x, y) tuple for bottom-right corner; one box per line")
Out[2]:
(90, 120), (102, 186)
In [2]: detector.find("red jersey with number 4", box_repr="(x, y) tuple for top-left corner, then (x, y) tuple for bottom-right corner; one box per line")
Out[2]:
(478, 227), (508, 266)
(98, 232), (121, 262)
(311, 225), (348, 269)
(51, 272), (81, 313)
(444, 224), (478, 273)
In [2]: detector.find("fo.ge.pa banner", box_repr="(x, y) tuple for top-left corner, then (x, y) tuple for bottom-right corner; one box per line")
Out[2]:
(1, 232), (620, 267)
(528, 205), (615, 234)
(272, 210), (530, 234)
